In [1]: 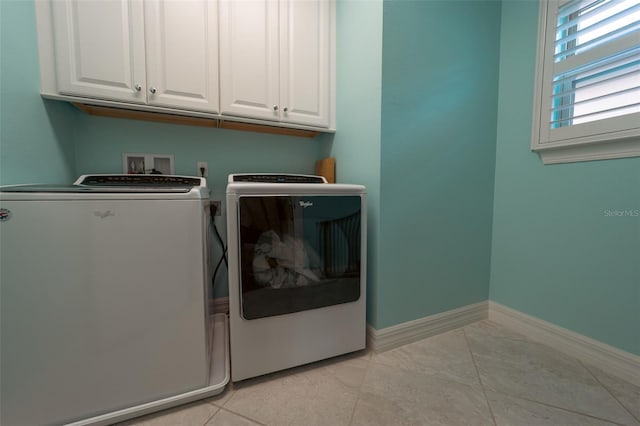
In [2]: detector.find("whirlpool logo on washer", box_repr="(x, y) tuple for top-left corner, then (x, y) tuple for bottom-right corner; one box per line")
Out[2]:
(0, 208), (11, 222)
(299, 201), (313, 208)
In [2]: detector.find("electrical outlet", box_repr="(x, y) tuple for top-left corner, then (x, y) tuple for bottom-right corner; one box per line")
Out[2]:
(197, 161), (208, 178)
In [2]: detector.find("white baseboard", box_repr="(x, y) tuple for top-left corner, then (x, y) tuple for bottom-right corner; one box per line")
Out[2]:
(489, 301), (640, 387)
(209, 297), (229, 315)
(366, 301), (489, 353)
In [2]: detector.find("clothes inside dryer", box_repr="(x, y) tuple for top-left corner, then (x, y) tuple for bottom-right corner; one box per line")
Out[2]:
(238, 195), (362, 320)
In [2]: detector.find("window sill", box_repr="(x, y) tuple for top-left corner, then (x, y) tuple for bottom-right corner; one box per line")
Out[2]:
(534, 138), (640, 165)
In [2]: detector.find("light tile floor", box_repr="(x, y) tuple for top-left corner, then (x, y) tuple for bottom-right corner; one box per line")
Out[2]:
(119, 320), (640, 426)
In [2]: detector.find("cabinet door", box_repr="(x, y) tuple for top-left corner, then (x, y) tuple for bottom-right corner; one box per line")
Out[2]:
(219, 0), (280, 121)
(51, 0), (146, 103)
(145, 0), (219, 113)
(279, 0), (331, 127)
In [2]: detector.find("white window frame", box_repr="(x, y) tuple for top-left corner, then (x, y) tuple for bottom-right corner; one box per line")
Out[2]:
(531, 0), (640, 164)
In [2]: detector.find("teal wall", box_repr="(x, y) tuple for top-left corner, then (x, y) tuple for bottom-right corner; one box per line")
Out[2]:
(0, 0), (75, 185)
(491, 0), (640, 356)
(376, 0), (501, 328)
(74, 116), (320, 207)
(318, 0), (383, 325)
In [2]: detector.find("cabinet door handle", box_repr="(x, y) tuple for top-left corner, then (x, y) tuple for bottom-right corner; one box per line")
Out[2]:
(149, 87), (157, 94)
(273, 105), (278, 111)
(134, 84), (142, 92)
(283, 107), (288, 112)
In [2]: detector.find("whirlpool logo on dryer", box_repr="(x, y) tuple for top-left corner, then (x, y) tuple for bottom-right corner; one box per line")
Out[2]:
(299, 201), (313, 208)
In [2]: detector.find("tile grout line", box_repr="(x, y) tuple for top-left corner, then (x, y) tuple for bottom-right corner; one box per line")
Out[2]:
(486, 387), (635, 426)
(201, 405), (220, 426)
(462, 327), (498, 426)
(207, 390), (269, 426)
(579, 359), (640, 425)
(207, 395), (268, 426)
(464, 323), (636, 426)
(347, 351), (374, 426)
(205, 387), (235, 410)
(218, 407), (270, 426)
(369, 339), (491, 391)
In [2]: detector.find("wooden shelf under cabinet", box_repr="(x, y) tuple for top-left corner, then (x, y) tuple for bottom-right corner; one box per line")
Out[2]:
(72, 103), (320, 138)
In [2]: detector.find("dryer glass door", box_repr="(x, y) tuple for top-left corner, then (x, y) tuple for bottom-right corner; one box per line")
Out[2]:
(238, 195), (362, 320)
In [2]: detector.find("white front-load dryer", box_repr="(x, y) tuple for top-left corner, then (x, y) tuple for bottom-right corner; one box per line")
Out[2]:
(226, 174), (367, 381)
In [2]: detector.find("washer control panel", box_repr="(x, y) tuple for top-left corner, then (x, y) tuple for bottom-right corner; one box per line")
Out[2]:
(76, 174), (205, 188)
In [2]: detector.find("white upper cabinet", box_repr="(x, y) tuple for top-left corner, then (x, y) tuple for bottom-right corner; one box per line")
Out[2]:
(219, 0), (279, 122)
(51, 0), (147, 104)
(144, 0), (219, 112)
(219, 0), (332, 128)
(36, 0), (334, 130)
(50, 0), (219, 113)
(279, 0), (331, 128)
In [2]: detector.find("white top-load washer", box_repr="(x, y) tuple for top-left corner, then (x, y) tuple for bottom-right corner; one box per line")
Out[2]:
(226, 174), (367, 381)
(0, 175), (228, 426)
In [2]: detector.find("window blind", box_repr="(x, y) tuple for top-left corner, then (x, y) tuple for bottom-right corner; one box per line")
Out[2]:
(549, 0), (640, 129)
